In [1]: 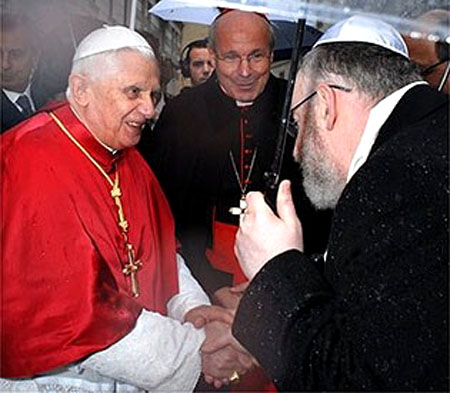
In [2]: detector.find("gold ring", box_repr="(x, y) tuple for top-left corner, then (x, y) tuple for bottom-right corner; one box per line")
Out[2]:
(229, 370), (240, 384)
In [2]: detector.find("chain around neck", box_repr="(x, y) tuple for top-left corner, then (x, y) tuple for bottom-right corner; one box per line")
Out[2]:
(229, 147), (258, 195)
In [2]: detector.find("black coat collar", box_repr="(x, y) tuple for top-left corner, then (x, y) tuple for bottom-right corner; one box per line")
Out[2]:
(371, 84), (448, 155)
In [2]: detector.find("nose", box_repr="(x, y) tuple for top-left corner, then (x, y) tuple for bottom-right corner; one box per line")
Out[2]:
(237, 58), (251, 77)
(140, 95), (156, 120)
(202, 64), (212, 75)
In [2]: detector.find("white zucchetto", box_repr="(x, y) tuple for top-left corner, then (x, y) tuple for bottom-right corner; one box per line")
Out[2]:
(73, 25), (154, 62)
(314, 15), (409, 59)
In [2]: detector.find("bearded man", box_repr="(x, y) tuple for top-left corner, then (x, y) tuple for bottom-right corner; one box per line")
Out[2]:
(230, 15), (449, 392)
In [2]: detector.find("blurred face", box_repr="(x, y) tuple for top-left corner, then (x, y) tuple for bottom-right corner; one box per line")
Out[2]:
(292, 79), (347, 209)
(84, 51), (161, 150)
(1, 26), (36, 92)
(405, 37), (449, 93)
(405, 37), (449, 94)
(213, 11), (273, 102)
(189, 47), (215, 86)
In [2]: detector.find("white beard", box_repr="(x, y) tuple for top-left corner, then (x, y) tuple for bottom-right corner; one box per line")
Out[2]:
(295, 111), (346, 210)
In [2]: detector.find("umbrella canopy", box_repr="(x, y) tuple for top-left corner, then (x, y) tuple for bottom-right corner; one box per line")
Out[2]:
(150, 0), (450, 42)
(150, 0), (323, 61)
(150, 0), (296, 23)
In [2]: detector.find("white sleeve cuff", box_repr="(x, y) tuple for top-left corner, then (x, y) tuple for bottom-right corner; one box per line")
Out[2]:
(167, 253), (211, 322)
(81, 309), (205, 392)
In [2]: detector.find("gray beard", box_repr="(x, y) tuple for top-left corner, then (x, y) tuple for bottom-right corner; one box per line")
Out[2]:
(296, 118), (346, 210)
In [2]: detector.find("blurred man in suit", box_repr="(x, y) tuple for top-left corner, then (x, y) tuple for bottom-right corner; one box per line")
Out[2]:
(1, 13), (42, 132)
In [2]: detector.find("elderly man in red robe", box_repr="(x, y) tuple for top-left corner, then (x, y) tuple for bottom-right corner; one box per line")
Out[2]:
(0, 25), (252, 392)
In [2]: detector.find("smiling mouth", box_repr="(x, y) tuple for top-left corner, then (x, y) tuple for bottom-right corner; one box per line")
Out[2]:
(126, 121), (146, 130)
(237, 84), (255, 90)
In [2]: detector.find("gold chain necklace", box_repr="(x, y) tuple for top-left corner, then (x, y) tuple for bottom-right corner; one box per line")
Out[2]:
(50, 112), (142, 297)
(228, 147), (258, 216)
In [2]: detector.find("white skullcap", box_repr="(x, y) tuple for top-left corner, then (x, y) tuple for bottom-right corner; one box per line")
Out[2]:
(314, 15), (409, 59)
(73, 25), (154, 62)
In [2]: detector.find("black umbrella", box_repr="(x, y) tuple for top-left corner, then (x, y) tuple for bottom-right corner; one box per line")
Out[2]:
(273, 22), (322, 61)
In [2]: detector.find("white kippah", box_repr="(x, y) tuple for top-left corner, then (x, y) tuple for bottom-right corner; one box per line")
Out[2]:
(73, 25), (154, 62)
(314, 15), (409, 59)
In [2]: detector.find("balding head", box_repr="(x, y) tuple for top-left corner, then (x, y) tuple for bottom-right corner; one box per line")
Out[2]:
(209, 10), (274, 102)
(416, 9), (450, 26)
(209, 10), (274, 52)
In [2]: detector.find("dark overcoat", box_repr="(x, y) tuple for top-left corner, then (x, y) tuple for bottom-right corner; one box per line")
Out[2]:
(233, 85), (449, 391)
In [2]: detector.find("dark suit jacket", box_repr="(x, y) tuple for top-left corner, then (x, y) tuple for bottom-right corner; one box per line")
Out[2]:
(139, 74), (332, 295)
(233, 85), (449, 391)
(1, 84), (48, 133)
(1, 91), (27, 133)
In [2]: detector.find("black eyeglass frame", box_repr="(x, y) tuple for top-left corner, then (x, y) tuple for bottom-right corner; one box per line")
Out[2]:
(287, 84), (352, 137)
(214, 51), (272, 67)
(419, 59), (449, 77)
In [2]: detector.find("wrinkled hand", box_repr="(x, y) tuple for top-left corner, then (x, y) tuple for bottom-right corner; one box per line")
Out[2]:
(201, 320), (255, 388)
(235, 180), (304, 280)
(229, 281), (249, 295)
(213, 282), (248, 310)
(184, 305), (234, 328)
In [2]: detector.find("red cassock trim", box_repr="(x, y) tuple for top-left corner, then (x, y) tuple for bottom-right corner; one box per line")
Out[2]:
(1, 103), (179, 377)
(205, 220), (247, 286)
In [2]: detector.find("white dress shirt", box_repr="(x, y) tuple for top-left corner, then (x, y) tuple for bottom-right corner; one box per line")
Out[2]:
(3, 85), (36, 113)
(346, 81), (427, 183)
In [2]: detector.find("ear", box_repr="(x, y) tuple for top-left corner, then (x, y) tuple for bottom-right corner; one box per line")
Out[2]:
(316, 83), (337, 131)
(68, 74), (90, 107)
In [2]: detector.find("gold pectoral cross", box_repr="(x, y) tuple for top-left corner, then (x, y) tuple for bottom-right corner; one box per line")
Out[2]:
(123, 244), (142, 297)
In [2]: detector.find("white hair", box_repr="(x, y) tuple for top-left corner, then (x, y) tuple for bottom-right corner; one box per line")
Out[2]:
(66, 46), (155, 99)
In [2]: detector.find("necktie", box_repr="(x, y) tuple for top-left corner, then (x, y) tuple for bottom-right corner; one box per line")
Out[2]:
(16, 95), (33, 117)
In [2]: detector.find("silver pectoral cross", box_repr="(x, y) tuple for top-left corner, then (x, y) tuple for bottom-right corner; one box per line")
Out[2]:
(229, 195), (247, 216)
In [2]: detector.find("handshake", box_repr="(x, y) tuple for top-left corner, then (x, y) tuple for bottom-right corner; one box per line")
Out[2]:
(185, 301), (257, 388)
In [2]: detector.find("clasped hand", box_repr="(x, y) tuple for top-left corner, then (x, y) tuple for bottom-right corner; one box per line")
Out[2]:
(185, 305), (256, 388)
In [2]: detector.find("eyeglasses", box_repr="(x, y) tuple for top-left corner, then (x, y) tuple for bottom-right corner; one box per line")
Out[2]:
(419, 59), (449, 77)
(215, 50), (271, 67)
(287, 84), (352, 137)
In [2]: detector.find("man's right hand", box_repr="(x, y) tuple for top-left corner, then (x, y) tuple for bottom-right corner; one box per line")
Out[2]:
(201, 320), (255, 388)
(213, 283), (246, 310)
(184, 305), (234, 328)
